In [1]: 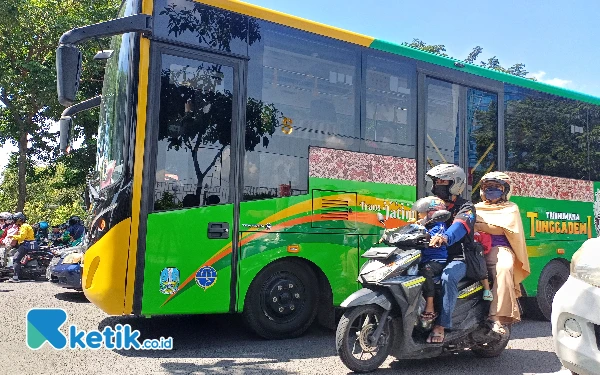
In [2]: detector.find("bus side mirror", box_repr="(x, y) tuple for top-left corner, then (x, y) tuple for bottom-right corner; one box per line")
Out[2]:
(56, 45), (82, 106)
(59, 116), (73, 154)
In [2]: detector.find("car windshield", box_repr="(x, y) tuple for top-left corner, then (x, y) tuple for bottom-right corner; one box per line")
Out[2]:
(96, 3), (133, 190)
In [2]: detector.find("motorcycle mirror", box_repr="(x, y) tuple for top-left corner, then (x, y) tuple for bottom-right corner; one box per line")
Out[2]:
(376, 212), (385, 224)
(429, 210), (451, 223)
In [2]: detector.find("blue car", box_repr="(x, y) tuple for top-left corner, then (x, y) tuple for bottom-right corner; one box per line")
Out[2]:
(49, 251), (83, 290)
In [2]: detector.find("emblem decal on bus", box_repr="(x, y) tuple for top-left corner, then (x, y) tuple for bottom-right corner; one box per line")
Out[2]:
(159, 267), (180, 295)
(195, 266), (217, 290)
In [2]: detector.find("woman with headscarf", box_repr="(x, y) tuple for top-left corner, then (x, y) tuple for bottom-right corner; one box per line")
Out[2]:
(474, 171), (530, 335)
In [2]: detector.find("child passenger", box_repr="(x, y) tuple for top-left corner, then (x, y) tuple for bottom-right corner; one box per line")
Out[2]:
(412, 197), (448, 328)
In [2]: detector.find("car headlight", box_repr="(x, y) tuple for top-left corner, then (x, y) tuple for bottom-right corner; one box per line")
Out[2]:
(570, 238), (600, 288)
(62, 252), (83, 265)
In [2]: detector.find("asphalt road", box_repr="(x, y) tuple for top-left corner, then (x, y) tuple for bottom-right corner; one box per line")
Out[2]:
(1, 281), (569, 375)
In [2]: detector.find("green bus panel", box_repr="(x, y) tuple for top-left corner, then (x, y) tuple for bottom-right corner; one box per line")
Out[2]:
(141, 205), (234, 315)
(511, 196), (594, 296)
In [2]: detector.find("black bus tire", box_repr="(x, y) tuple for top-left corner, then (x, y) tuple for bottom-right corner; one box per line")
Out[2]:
(536, 260), (570, 321)
(242, 259), (319, 339)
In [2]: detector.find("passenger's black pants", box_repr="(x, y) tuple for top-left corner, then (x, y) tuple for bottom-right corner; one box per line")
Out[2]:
(12, 245), (29, 279)
(12, 241), (37, 279)
(419, 261), (446, 298)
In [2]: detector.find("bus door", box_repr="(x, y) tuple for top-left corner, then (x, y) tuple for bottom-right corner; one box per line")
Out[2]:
(422, 75), (499, 202)
(141, 44), (246, 315)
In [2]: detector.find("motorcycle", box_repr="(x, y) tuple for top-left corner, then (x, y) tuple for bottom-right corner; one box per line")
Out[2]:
(335, 211), (510, 373)
(0, 242), (55, 281)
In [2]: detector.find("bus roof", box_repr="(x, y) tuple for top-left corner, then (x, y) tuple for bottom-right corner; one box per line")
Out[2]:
(196, 0), (600, 106)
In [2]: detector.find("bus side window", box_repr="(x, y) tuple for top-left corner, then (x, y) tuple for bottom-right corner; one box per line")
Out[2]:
(243, 20), (360, 201)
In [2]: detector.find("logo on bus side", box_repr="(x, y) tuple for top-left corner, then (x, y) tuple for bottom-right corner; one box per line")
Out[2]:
(526, 211), (593, 238)
(159, 267), (180, 295)
(195, 266), (217, 290)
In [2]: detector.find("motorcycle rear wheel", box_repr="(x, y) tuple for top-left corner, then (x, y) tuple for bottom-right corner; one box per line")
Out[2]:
(471, 325), (511, 358)
(336, 305), (393, 373)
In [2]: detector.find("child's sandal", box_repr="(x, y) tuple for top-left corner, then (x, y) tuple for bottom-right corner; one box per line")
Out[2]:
(483, 290), (494, 301)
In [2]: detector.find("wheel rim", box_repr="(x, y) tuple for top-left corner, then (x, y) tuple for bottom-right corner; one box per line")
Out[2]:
(346, 310), (389, 362)
(260, 271), (306, 324)
(544, 273), (566, 306)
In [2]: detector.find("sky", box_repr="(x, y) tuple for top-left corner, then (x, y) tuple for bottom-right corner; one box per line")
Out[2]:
(1, 0), (599, 173)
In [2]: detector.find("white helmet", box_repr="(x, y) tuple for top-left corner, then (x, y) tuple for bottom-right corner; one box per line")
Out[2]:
(0, 212), (11, 220)
(426, 164), (467, 196)
(480, 171), (512, 201)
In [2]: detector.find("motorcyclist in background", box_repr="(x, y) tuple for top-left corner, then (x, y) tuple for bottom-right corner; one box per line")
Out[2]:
(35, 221), (50, 244)
(50, 224), (66, 246)
(63, 216), (85, 246)
(7, 212), (37, 282)
(1, 214), (18, 267)
(0, 212), (10, 238)
(0, 212), (12, 266)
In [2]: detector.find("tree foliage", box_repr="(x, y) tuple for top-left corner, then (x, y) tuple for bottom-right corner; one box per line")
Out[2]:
(0, 0), (119, 210)
(406, 39), (530, 78)
(0, 156), (87, 224)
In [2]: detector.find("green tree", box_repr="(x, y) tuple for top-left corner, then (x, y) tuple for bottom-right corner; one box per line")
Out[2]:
(407, 39), (530, 78)
(0, 157), (87, 224)
(0, 0), (119, 211)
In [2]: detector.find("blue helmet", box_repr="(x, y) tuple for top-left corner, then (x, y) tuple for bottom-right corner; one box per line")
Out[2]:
(39, 221), (49, 230)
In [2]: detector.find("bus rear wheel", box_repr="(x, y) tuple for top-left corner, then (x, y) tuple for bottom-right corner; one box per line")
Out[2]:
(536, 260), (570, 321)
(243, 259), (319, 339)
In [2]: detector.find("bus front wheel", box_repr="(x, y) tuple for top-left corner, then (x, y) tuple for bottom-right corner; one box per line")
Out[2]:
(536, 259), (570, 321)
(243, 259), (319, 339)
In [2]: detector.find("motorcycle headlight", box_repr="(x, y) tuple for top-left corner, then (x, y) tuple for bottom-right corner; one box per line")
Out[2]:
(570, 238), (600, 288)
(362, 262), (399, 283)
(62, 252), (83, 265)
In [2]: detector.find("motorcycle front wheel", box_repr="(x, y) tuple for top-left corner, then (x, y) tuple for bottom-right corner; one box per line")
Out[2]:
(471, 325), (511, 358)
(336, 304), (393, 373)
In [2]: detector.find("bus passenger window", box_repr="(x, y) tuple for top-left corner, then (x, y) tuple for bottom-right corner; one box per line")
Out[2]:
(243, 20), (360, 201)
(504, 84), (590, 180)
(361, 53), (416, 158)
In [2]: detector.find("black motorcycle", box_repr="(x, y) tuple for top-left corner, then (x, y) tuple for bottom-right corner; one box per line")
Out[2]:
(335, 211), (509, 373)
(0, 244), (54, 281)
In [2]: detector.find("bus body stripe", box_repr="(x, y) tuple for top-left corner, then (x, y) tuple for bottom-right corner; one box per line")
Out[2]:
(193, 0), (375, 47)
(124, 17), (152, 313)
(160, 211), (387, 307)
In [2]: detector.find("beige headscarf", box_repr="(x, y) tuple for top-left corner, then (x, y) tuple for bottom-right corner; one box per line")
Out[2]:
(474, 200), (531, 298)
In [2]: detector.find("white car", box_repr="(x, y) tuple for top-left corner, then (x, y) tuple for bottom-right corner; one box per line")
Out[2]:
(552, 237), (600, 375)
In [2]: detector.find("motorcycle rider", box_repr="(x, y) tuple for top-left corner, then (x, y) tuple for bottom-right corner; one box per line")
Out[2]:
(0, 212), (9, 236)
(1, 214), (18, 267)
(426, 164), (476, 343)
(35, 221), (50, 243)
(7, 212), (36, 283)
(0, 212), (12, 266)
(63, 216), (85, 246)
(50, 224), (65, 245)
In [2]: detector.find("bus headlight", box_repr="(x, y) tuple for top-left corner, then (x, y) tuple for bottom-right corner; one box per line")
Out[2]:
(570, 239), (600, 288)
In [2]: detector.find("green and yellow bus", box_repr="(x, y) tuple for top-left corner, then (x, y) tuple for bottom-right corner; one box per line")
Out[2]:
(56, 0), (600, 338)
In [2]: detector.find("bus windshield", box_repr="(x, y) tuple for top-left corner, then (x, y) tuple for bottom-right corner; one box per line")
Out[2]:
(96, 31), (132, 190)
